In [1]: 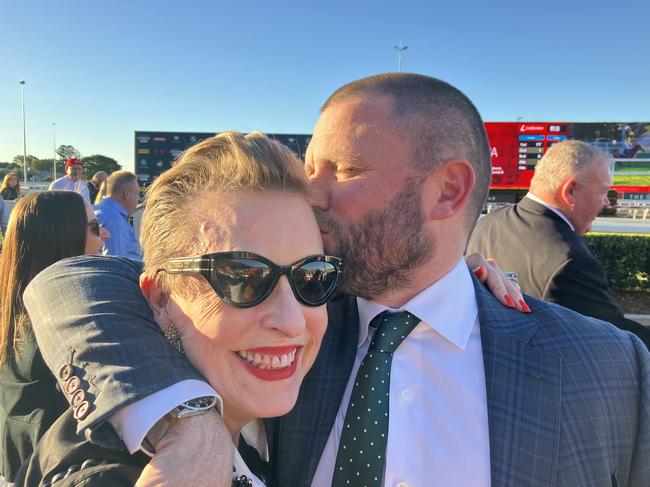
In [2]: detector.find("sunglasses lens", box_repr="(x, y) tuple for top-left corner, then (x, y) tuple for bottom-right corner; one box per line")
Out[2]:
(211, 258), (274, 306)
(292, 260), (339, 305)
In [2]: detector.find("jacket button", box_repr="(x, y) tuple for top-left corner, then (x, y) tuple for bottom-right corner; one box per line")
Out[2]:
(58, 363), (73, 381)
(73, 401), (91, 420)
(64, 376), (81, 395)
(71, 388), (87, 408)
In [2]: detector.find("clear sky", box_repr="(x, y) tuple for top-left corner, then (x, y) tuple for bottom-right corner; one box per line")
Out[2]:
(1, 0), (648, 172)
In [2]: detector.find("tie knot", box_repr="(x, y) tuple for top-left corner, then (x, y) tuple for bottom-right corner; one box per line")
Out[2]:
(368, 311), (420, 353)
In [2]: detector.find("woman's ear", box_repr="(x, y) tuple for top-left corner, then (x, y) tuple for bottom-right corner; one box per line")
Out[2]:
(139, 274), (173, 332)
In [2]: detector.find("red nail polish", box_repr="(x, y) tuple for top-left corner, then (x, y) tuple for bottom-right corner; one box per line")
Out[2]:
(519, 300), (531, 313)
(474, 265), (485, 279)
(504, 294), (515, 308)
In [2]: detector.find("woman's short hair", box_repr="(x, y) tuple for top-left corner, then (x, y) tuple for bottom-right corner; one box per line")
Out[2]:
(141, 131), (309, 296)
(0, 191), (88, 364)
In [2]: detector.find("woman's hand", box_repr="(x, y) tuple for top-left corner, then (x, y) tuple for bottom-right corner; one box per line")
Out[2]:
(465, 253), (531, 313)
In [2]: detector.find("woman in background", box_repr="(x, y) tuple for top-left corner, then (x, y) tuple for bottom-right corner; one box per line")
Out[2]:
(0, 191), (109, 483)
(0, 173), (20, 201)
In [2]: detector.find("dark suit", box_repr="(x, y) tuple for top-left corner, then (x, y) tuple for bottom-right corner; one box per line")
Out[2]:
(467, 196), (650, 348)
(0, 335), (68, 482)
(22, 256), (650, 486)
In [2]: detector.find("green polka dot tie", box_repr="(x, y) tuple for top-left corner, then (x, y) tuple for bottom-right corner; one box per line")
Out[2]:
(332, 311), (420, 487)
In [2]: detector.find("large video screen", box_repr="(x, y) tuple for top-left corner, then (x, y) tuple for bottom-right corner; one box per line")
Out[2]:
(134, 132), (311, 186)
(135, 123), (650, 188)
(487, 122), (650, 189)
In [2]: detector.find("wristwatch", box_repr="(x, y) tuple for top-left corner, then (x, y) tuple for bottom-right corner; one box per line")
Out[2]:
(167, 396), (218, 419)
(141, 396), (220, 456)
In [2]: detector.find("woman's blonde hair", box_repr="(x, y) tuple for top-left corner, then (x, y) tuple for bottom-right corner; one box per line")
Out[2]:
(140, 131), (309, 295)
(0, 172), (20, 196)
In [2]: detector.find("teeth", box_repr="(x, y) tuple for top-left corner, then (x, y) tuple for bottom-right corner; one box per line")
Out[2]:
(236, 348), (299, 370)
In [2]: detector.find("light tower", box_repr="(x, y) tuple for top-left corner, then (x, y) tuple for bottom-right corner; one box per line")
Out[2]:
(394, 42), (408, 72)
(19, 80), (27, 185)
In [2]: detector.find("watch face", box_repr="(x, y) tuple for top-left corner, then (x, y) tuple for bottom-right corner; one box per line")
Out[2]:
(185, 396), (217, 410)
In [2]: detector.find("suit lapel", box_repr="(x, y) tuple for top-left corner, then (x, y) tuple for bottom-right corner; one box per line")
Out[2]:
(269, 293), (359, 487)
(475, 281), (563, 486)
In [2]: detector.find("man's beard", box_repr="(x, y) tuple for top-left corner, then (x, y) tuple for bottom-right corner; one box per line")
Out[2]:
(314, 179), (435, 301)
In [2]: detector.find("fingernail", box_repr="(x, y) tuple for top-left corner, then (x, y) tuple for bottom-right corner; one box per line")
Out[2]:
(519, 300), (531, 313)
(504, 295), (515, 308)
(474, 265), (485, 279)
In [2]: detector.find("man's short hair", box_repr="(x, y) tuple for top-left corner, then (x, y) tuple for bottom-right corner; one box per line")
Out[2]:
(321, 73), (492, 225)
(106, 170), (138, 198)
(531, 140), (608, 193)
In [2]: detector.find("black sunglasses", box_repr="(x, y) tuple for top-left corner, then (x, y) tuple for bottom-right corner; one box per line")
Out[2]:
(159, 252), (343, 308)
(87, 219), (102, 237)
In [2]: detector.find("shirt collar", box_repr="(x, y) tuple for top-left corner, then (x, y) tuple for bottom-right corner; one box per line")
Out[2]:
(525, 193), (575, 231)
(103, 196), (128, 217)
(356, 258), (478, 351)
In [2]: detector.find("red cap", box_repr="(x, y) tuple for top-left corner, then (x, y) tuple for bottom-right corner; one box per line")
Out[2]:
(65, 158), (84, 170)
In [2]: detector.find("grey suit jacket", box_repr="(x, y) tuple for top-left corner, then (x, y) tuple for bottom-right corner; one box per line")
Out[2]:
(467, 197), (650, 347)
(23, 256), (650, 486)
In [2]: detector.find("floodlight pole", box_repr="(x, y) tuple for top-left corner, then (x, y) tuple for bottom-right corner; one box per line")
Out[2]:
(394, 42), (408, 72)
(52, 122), (57, 180)
(20, 81), (27, 185)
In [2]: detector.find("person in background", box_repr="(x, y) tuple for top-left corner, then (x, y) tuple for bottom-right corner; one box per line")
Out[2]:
(0, 173), (20, 201)
(94, 180), (107, 205)
(93, 170), (142, 260)
(49, 158), (91, 204)
(0, 191), (109, 484)
(87, 171), (108, 203)
(467, 139), (650, 348)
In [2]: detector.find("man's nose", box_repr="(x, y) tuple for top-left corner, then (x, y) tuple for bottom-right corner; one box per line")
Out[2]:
(308, 170), (332, 211)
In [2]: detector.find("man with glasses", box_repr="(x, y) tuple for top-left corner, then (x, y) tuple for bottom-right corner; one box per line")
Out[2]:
(49, 158), (91, 204)
(24, 74), (650, 486)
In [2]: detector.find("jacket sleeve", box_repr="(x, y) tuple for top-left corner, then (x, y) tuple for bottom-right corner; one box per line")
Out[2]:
(22, 256), (205, 447)
(544, 256), (650, 349)
(628, 333), (650, 485)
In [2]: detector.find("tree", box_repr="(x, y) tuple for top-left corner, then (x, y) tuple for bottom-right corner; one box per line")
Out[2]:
(56, 145), (81, 161)
(31, 158), (56, 173)
(82, 154), (121, 177)
(11, 154), (40, 167)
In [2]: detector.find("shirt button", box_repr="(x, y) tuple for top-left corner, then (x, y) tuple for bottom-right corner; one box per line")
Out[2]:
(400, 388), (413, 402)
(396, 482), (409, 487)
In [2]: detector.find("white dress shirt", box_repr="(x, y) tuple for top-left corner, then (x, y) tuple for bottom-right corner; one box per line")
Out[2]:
(311, 259), (491, 487)
(525, 193), (575, 231)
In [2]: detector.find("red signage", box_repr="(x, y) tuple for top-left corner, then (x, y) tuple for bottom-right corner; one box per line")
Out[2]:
(486, 122), (569, 189)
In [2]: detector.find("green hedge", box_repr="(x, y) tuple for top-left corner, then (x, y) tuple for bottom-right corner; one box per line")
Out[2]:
(585, 233), (650, 291)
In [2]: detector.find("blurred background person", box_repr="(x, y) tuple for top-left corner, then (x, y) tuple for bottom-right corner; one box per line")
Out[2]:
(0, 191), (109, 484)
(93, 179), (107, 205)
(94, 170), (142, 260)
(49, 158), (91, 204)
(0, 173), (20, 201)
(87, 171), (108, 203)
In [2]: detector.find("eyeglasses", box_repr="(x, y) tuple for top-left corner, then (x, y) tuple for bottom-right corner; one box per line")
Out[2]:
(159, 251), (343, 308)
(87, 219), (102, 236)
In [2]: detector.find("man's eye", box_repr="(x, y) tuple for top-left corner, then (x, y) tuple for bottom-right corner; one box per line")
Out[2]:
(337, 166), (361, 176)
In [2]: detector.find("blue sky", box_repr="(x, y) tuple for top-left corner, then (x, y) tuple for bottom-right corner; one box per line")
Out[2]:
(1, 0), (648, 172)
